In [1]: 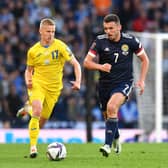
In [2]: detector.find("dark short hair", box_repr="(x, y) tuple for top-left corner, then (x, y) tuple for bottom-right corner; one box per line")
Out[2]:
(103, 14), (120, 24)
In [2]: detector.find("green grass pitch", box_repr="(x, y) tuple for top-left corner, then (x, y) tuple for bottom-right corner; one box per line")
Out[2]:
(0, 143), (168, 168)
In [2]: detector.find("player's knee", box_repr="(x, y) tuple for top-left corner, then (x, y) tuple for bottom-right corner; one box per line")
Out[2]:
(107, 103), (118, 117)
(32, 101), (42, 117)
(107, 103), (117, 113)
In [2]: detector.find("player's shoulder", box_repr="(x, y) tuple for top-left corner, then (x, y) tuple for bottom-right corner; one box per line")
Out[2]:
(121, 32), (134, 40)
(54, 38), (67, 47)
(121, 32), (140, 43)
(28, 42), (40, 53)
(96, 34), (108, 40)
(54, 39), (73, 55)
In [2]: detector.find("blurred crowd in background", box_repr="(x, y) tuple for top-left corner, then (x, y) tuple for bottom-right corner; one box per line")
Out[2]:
(0, 0), (168, 129)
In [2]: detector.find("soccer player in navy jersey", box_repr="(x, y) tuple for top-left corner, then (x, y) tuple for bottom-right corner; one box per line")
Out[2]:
(83, 14), (149, 157)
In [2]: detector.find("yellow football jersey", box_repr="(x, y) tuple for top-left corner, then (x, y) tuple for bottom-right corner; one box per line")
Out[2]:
(27, 38), (73, 92)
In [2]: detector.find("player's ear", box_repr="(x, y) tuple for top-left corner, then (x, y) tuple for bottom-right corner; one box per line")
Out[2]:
(39, 28), (42, 35)
(118, 24), (122, 31)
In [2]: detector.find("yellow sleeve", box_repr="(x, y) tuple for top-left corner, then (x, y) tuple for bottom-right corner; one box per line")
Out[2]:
(27, 49), (34, 66)
(60, 41), (74, 62)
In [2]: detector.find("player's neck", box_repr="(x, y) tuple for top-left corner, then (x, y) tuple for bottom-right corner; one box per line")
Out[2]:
(114, 33), (121, 42)
(40, 40), (54, 47)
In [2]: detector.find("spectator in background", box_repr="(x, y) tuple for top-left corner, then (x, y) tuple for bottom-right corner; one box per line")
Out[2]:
(0, 98), (10, 128)
(117, 0), (134, 31)
(92, 0), (112, 17)
(132, 10), (149, 32)
(92, 0), (112, 30)
(3, 83), (25, 128)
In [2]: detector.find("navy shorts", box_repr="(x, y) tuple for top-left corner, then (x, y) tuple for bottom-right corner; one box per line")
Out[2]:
(98, 81), (134, 111)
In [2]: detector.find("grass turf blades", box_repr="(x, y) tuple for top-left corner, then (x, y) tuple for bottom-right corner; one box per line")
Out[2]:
(0, 143), (168, 168)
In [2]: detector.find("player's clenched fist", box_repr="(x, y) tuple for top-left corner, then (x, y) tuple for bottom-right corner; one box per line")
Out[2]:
(101, 63), (112, 73)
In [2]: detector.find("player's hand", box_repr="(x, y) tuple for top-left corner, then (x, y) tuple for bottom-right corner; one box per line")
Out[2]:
(135, 80), (145, 95)
(26, 79), (33, 89)
(70, 81), (81, 90)
(101, 63), (112, 73)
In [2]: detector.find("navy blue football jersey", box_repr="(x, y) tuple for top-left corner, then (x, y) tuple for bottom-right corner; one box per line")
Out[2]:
(88, 32), (144, 85)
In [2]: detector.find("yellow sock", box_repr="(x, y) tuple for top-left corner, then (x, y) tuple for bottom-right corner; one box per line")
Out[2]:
(28, 106), (32, 117)
(29, 117), (39, 146)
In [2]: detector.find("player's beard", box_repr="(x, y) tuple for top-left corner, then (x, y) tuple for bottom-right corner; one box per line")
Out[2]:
(108, 31), (120, 42)
(108, 34), (115, 41)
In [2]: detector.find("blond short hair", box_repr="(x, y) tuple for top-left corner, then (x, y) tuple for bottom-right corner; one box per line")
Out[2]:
(39, 18), (55, 28)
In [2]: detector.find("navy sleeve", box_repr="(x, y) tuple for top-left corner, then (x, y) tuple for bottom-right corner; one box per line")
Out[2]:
(131, 36), (143, 55)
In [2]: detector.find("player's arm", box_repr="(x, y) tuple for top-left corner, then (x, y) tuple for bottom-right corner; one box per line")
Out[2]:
(69, 56), (81, 90)
(25, 65), (34, 89)
(83, 54), (111, 72)
(135, 50), (149, 95)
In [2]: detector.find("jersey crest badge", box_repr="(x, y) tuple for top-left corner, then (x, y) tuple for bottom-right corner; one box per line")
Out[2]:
(121, 44), (129, 55)
(44, 59), (50, 65)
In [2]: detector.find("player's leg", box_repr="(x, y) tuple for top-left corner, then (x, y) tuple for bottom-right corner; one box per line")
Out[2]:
(100, 82), (133, 156)
(111, 112), (121, 154)
(16, 101), (32, 117)
(39, 91), (61, 129)
(98, 87), (112, 156)
(112, 125), (121, 154)
(112, 135), (122, 154)
(17, 101), (48, 129)
(28, 87), (45, 158)
(106, 93), (125, 146)
(41, 90), (61, 120)
(100, 111), (111, 156)
(29, 90), (61, 156)
(100, 93), (125, 157)
(29, 100), (42, 158)
(101, 110), (121, 154)
(16, 89), (33, 118)
(112, 82), (134, 154)
(39, 117), (48, 128)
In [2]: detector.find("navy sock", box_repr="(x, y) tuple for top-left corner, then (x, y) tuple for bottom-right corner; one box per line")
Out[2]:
(114, 127), (120, 139)
(105, 118), (118, 147)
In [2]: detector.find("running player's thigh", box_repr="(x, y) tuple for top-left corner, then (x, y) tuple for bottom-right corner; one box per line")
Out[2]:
(108, 93), (126, 108)
(28, 85), (45, 105)
(41, 91), (61, 119)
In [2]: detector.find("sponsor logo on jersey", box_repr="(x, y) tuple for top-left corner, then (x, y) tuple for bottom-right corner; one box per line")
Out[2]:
(121, 44), (129, 55)
(104, 47), (110, 51)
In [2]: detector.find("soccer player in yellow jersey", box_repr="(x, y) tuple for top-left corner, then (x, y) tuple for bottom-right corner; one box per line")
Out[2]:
(21, 18), (81, 158)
